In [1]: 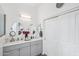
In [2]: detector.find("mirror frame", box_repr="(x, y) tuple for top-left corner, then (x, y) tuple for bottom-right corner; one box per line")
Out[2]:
(0, 14), (6, 37)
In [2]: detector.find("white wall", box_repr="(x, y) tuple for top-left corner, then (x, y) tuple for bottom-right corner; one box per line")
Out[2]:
(38, 3), (79, 23)
(0, 4), (39, 55)
(44, 11), (76, 56)
(0, 3), (39, 35)
(38, 3), (79, 55)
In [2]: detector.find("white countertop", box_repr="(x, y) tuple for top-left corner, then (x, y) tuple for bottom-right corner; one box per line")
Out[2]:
(3, 38), (42, 47)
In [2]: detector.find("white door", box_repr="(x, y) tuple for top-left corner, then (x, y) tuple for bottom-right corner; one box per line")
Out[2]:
(44, 16), (64, 56)
(44, 11), (75, 56)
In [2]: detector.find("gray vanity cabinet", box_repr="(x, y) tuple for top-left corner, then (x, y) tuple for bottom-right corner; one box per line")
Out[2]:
(3, 49), (19, 56)
(20, 46), (30, 56)
(3, 42), (30, 56)
(19, 42), (30, 56)
(3, 45), (19, 56)
(0, 45), (3, 56)
(31, 40), (42, 56)
(3, 39), (43, 56)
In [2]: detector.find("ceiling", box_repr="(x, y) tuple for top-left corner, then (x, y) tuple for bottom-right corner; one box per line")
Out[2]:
(0, 3), (42, 15)
(24, 3), (42, 8)
(0, 3), (42, 8)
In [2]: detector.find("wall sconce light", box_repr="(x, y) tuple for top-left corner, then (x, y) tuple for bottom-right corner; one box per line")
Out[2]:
(20, 14), (32, 21)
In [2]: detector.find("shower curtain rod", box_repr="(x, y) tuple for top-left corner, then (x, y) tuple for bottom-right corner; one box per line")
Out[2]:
(43, 6), (79, 21)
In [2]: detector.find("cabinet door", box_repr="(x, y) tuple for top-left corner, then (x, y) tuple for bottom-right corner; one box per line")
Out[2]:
(3, 49), (19, 56)
(20, 46), (30, 56)
(31, 44), (42, 56)
(0, 47), (2, 56)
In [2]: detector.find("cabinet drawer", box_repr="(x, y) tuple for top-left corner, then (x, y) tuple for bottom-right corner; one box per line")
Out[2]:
(31, 40), (42, 45)
(3, 42), (30, 52)
(31, 44), (42, 56)
(3, 49), (19, 56)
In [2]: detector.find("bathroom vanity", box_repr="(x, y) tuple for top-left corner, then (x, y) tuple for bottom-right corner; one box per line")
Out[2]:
(3, 39), (42, 56)
(0, 43), (3, 56)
